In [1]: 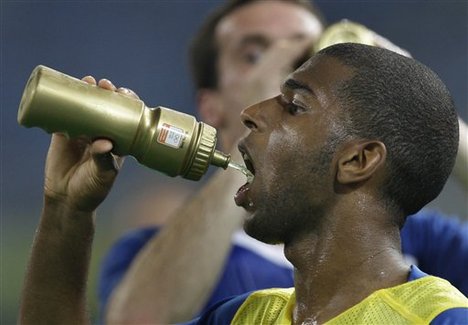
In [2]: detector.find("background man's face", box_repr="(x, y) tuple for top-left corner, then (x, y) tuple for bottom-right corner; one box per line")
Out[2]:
(213, 0), (323, 140)
(238, 55), (353, 244)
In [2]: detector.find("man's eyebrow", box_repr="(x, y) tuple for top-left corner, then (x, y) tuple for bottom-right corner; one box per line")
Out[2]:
(283, 78), (313, 94)
(239, 34), (270, 48)
(239, 33), (309, 48)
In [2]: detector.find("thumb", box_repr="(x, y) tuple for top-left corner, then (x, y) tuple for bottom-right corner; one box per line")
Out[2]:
(90, 139), (124, 173)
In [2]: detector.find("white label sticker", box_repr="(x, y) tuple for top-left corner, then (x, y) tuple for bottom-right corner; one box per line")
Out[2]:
(157, 123), (185, 148)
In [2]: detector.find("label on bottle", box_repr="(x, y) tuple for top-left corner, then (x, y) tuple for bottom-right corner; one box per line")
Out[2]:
(157, 123), (185, 148)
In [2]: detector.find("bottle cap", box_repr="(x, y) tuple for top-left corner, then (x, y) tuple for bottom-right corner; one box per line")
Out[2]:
(183, 123), (229, 180)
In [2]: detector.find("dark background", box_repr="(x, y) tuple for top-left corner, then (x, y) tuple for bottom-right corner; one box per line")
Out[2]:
(2, 1), (467, 323)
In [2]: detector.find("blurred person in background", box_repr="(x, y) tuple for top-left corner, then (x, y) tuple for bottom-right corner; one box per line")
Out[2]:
(99, 1), (468, 324)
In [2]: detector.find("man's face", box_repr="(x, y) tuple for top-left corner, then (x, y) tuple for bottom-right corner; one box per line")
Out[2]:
(212, 0), (323, 145)
(235, 55), (354, 244)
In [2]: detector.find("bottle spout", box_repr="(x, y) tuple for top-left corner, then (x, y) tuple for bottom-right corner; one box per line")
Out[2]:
(211, 150), (231, 169)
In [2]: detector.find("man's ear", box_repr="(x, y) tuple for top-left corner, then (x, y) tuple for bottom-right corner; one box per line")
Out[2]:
(197, 89), (225, 128)
(336, 140), (387, 185)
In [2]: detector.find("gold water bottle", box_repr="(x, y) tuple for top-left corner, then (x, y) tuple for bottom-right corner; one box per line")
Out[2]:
(17, 65), (230, 180)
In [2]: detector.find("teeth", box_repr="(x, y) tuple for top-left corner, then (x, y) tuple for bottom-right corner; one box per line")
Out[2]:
(246, 170), (254, 184)
(241, 151), (254, 183)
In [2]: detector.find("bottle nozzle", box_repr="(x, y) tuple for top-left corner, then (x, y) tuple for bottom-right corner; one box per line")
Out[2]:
(211, 150), (231, 169)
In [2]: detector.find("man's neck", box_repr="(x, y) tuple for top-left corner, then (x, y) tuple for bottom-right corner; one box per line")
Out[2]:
(285, 201), (409, 324)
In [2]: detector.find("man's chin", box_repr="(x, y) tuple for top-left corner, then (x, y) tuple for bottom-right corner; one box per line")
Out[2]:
(243, 220), (284, 245)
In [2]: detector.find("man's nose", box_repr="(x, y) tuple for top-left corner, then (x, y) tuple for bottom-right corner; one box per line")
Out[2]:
(240, 97), (277, 132)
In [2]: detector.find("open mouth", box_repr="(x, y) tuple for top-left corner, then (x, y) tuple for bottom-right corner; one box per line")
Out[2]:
(242, 152), (255, 182)
(235, 144), (256, 209)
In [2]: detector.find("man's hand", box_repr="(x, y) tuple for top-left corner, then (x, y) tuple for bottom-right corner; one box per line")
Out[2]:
(43, 76), (139, 213)
(19, 75), (142, 325)
(44, 134), (122, 213)
(454, 117), (468, 189)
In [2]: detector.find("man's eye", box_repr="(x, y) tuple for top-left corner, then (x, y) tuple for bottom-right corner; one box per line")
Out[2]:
(287, 98), (308, 115)
(287, 103), (306, 115)
(243, 50), (262, 64)
(240, 46), (265, 64)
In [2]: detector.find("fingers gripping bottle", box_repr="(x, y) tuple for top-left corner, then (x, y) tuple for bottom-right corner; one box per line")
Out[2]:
(17, 65), (230, 181)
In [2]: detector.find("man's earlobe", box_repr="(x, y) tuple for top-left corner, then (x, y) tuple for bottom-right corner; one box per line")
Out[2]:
(337, 141), (387, 185)
(197, 89), (225, 128)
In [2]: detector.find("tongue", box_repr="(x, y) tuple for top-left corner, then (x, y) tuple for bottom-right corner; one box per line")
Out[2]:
(234, 183), (251, 207)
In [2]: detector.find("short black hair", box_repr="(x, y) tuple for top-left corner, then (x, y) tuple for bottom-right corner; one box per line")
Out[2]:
(189, 0), (326, 90)
(320, 43), (459, 219)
